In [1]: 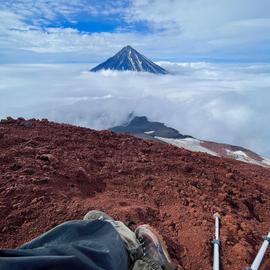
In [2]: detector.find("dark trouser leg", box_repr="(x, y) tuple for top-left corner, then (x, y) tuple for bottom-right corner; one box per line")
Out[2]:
(0, 220), (129, 270)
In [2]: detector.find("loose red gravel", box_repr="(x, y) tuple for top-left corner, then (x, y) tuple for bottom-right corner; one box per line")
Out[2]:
(0, 118), (269, 270)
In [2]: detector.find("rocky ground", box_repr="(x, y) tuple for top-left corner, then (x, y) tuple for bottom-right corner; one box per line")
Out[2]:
(0, 118), (269, 270)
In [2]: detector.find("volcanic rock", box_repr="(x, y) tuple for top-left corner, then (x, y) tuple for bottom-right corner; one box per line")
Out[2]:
(0, 118), (269, 270)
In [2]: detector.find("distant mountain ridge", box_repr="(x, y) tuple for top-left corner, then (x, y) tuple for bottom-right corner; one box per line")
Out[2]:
(110, 116), (270, 167)
(90, 45), (169, 74)
(111, 116), (191, 139)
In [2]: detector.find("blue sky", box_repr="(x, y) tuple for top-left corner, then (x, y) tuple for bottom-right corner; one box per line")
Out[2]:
(1, 0), (270, 63)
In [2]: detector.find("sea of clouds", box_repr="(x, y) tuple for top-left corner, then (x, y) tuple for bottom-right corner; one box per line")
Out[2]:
(0, 62), (270, 157)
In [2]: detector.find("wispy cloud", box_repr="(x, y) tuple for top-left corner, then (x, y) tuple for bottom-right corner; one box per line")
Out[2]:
(1, 0), (94, 25)
(0, 0), (270, 63)
(1, 63), (270, 157)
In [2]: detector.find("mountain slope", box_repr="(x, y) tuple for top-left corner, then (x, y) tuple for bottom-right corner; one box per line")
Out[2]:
(90, 45), (169, 74)
(0, 117), (270, 270)
(110, 116), (270, 167)
(111, 116), (191, 139)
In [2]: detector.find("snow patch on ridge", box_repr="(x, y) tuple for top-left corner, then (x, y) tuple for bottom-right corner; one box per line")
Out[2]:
(156, 136), (270, 168)
(226, 149), (270, 167)
(226, 150), (251, 162)
(128, 50), (136, 70)
(262, 158), (270, 166)
(155, 137), (219, 156)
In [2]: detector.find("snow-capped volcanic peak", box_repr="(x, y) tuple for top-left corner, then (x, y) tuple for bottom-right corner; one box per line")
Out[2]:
(91, 45), (169, 74)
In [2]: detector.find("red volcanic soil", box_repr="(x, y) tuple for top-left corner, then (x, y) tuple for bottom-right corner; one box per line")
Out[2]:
(0, 118), (270, 270)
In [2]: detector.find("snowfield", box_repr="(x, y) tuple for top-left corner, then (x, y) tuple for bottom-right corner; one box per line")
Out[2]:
(155, 136), (270, 168)
(155, 137), (219, 156)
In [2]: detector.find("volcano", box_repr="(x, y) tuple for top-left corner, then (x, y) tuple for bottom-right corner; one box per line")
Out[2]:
(90, 45), (169, 74)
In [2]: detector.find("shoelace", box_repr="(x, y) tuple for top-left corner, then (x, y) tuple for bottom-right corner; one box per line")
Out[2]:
(137, 236), (163, 270)
(141, 256), (163, 270)
(138, 236), (147, 256)
(137, 236), (176, 270)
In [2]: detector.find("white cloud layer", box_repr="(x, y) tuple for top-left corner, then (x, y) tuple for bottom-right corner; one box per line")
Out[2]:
(0, 63), (270, 157)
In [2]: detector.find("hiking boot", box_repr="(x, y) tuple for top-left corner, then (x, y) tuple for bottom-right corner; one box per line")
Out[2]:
(135, 225), (176, 270)
(83, 210), (115, 223)
(83, 210), (141, 257)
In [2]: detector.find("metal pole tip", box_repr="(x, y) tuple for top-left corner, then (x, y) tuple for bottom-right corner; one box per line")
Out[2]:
(213, 212), (221, 219)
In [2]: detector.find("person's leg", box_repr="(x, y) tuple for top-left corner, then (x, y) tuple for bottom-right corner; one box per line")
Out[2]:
(84, 210), (143, 260)
(83, 210), (177, 270)
(0, 220), (129, 270)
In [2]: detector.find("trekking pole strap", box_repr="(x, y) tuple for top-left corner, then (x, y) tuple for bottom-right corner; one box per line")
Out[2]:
(262, 235), (270, 242)
(212, 239), (220, 246)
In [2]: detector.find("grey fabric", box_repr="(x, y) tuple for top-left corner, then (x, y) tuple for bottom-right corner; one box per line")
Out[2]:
(0, 219), (172, 270)
(0, 220), (129, 270)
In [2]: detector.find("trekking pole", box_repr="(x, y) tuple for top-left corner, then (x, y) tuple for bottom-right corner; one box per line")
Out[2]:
(212, 213), (220, 270)
(244, 231), (270, 270)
